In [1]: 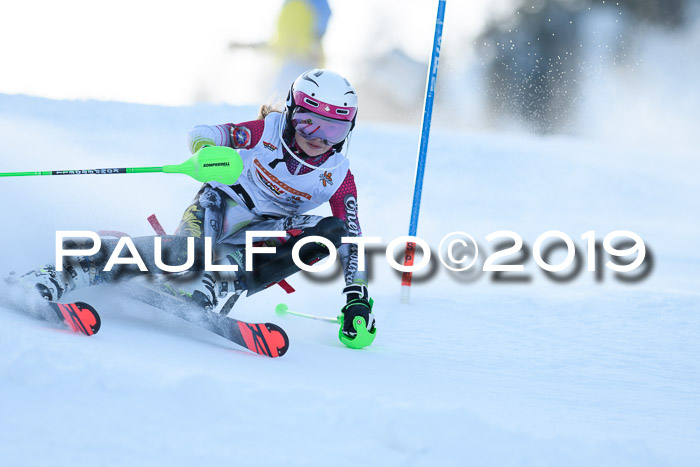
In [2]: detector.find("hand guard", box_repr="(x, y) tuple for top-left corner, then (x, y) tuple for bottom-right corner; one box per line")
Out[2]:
(340, 283), (376, 338)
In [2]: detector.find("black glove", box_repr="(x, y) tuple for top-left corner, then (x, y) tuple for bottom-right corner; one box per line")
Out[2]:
(341, 283), (375, 338)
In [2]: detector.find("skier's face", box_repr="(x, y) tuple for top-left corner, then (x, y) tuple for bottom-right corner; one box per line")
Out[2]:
(294, 131), (332, 157)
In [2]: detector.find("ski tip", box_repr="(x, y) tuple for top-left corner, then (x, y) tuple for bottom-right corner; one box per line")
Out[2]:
(265, 322), (289, 357)
(236, 321), (289, 357)
(52, 301), (101, 336)
(76, 302), (102, 336)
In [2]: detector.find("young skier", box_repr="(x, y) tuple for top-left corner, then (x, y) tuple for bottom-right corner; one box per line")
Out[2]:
(15, 69), (375, 339)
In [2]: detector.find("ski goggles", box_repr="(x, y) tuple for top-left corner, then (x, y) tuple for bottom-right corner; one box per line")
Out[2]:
(291, 108), (353, 145)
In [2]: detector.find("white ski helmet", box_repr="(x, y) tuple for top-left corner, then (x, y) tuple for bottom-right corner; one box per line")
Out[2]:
(284, 69), (358, 150)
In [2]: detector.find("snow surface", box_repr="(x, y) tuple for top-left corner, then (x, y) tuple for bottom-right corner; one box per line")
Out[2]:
(0, 93), (698, 466)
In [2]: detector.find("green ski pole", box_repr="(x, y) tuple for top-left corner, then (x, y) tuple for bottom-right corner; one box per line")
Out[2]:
(0, 146), (244, 185)
(275, 303), (342, 324)
(275, 303), (376, 349)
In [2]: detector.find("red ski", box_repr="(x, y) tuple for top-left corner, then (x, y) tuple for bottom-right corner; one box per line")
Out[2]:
(50, 301), (101, 336)
(1, 289), (101, 336)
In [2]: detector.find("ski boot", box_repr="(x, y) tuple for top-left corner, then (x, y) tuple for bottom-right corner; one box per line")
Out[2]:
(8, 256), (99, 302)
(159, 266), (246, 314)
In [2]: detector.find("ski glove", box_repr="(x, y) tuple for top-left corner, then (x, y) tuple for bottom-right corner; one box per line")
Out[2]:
(341, 283), (375, 338)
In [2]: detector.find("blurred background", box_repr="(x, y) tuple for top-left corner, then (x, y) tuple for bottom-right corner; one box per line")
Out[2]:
(1, 0), (698, 142)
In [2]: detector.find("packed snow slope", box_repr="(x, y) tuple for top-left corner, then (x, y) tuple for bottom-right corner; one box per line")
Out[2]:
(0, 94), (698, 467)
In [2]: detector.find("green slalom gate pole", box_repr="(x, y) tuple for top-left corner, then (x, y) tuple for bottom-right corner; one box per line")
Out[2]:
(0, 146), (244, 185)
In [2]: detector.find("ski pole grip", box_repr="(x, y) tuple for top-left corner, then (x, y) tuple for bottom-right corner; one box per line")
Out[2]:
(163, 146), (243, 184)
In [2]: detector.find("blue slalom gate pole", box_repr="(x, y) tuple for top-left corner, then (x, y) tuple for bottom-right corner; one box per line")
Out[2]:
(401, 0), (446, 303)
